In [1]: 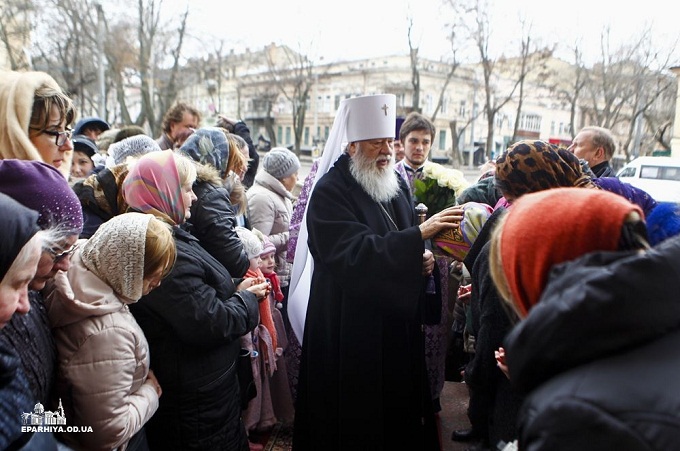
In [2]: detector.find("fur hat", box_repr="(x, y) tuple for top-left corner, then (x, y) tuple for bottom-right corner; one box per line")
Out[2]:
(262, 147), (300, 179)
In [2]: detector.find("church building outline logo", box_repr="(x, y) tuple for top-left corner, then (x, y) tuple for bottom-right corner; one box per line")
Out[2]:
(21, 399), (67, 426)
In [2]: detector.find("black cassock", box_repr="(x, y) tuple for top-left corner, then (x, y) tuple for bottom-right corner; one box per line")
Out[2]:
(293, 153), (439, 450)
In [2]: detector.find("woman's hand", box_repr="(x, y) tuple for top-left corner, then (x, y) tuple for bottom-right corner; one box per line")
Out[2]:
(238, 277), (270, 300)
(419, 205), (464, 240)
(495, 347), (510, 380)
(147, 369), (162, 397)
(457, 284), (472, 304)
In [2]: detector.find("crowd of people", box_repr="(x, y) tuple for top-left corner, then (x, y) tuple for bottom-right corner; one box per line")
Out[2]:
(1, 69), (679, 451)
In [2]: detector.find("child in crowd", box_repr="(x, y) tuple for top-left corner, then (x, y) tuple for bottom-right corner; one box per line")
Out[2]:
(235, 227), (279, 440)
(254, 231), (295, 425)
(70, 134), (98, 180)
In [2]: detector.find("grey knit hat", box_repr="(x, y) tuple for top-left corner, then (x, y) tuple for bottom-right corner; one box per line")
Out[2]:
(106, 134), (161, 167)
(263, 147), (300, 179)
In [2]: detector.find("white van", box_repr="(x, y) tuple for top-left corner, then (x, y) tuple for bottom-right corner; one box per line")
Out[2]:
(616, 156), (680, 203)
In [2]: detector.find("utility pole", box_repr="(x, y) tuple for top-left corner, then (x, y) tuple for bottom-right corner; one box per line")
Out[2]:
(95, 3), (106, 119)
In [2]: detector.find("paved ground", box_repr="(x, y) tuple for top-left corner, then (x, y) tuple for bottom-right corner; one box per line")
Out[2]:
(440, 381), (476, 451)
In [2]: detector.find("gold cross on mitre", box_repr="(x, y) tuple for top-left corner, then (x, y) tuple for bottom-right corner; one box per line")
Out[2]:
(381, 104), (389, 116)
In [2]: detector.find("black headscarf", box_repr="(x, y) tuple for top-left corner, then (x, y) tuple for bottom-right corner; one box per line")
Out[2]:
(0, 193), (40, 280)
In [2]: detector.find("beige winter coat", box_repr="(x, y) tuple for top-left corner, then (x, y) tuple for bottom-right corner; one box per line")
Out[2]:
(45, 213), (160, 451)
(247, 171), (295, 286)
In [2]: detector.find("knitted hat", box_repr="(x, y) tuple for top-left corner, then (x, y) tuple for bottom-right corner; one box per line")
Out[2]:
(80, 212), (152, 300)
(179, 127), (229, 178)
(107, 134), (161, 167)
(496, 188), (642, 317)
(235, 226), (263, 259)
(0, 159), (83, 234)
(262, 147), (300, 179)
(71, 134), (98, 158)
(260, 235), (276, 257)
(434, 202), (494, 261)
(646, 202), (680, 246)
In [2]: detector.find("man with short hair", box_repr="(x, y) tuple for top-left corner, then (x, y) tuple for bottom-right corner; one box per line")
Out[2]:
(156, 102), (200, 150)
(289, 94), (462, 450)
(394, 111), (437, 190)
(568, 126), (616, 177)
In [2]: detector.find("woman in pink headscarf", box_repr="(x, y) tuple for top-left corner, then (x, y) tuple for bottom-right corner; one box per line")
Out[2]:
(122, 151), (270, 451)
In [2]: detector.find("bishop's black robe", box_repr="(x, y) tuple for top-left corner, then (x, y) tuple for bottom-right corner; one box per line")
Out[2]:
(292, 153), (439, 450)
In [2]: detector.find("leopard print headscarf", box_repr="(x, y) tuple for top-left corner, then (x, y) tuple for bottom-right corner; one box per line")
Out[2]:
(494, 140), (598, 200)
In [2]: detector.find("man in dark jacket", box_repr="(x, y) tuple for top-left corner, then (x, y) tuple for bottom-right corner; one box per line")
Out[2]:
(567, 126), (616, 177)
(291, 94), (462, 450)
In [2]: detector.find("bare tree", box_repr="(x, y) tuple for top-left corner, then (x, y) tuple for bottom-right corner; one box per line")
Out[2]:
(407, 17), (421, 113)
(265, 44), (315, 155)
(0, 0), (34, 70)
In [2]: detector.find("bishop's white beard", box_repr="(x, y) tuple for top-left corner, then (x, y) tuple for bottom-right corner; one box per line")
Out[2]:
(349, 150), (400, 203)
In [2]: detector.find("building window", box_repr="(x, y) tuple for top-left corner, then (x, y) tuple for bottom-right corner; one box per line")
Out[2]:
(551, 121), (555, 135)
(277, 126), (283, 144)
(439, 130), (447, 151)
(285, 127), (291, 146)
(324, 126), (330, 139)
(304, 127), (309, 146)
(519, 113), (541, 132)
(459, 101), (466, 117)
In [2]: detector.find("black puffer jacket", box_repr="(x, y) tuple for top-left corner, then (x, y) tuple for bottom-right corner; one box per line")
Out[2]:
(187, 163), (249, 278)
(506, 235), (680, 451)
(130, 226), (259, 451)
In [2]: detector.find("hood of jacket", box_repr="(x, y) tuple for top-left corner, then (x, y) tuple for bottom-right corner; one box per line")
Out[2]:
(253, 170), (295, 201)
(506, 234), (680, 394)
(47, 252), (127, 328)
(195, 160), (224, 187)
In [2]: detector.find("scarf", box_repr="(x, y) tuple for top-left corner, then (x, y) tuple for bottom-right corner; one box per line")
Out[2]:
(246, 268), (278, 353)
(495, 140), (597, 199)
(122, 151), (186, 225)
(497, 188), (642, 317)
(0, 70), (72, 178)
(80, 212), (151, 301)
(0, 193), (39, 279)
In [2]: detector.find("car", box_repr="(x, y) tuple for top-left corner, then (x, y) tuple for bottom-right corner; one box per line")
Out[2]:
(616, 156), (680, 203)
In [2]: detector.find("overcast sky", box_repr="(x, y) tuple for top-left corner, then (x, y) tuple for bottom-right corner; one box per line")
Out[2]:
(158, 0), (679, 65)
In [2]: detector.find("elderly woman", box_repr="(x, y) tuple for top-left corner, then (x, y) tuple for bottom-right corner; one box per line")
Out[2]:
(47, 213), (174, 451)
(0, 193), (44, 450)
(490, 188), (680, 450)
(122, 151), (269, 450)
(0, 71), (75, 178)
(455, 140), (599, 448)
(0, 160), (84, 404)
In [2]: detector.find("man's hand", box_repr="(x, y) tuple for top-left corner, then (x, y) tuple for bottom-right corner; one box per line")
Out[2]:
(422, 249), (435, 276)
(419, 205), (464, 240)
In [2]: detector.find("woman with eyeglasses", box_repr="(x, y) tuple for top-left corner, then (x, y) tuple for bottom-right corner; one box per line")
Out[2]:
(0, 159), (84, 449)
(0, 70), (75, 178)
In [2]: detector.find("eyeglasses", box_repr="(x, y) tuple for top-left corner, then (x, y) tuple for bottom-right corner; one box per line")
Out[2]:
(48, 243), (79, 263)
(41, 128), (73, 146)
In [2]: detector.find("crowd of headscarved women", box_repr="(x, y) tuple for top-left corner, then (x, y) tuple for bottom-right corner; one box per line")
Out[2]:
(1, 69), (680, 451)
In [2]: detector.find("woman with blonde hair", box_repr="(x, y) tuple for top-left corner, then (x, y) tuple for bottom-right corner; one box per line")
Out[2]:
(46, 213), (175, 451)
(0, 71), (75, 178)
(122, 151), (268, 450)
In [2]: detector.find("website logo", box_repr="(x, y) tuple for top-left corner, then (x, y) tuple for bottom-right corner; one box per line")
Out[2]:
(21, 399), (92, 433)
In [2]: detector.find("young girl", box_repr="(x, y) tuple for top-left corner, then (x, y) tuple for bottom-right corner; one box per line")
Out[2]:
(235, 226), (279, 436)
